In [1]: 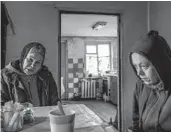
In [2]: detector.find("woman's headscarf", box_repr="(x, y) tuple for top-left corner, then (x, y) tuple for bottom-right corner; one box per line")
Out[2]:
(129, 30), (171, 90)
(20, 42), (46, 70)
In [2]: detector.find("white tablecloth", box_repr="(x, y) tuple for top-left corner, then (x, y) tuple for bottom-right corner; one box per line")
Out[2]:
(21, 104), (118, 132)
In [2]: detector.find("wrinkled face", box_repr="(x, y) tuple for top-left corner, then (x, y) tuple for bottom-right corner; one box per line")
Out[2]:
(22, 47), (43, 75)
(131, 53), (159, 85)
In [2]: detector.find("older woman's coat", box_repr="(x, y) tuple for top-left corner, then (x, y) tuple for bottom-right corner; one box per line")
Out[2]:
(1, 60), (59, 106)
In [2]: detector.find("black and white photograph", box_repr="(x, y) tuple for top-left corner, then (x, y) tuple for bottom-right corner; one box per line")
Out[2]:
(1, 1), (171, 132)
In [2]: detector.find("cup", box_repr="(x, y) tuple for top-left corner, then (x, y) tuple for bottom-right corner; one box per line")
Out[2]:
(3, 110), (13, 129)
(49, 109), (75, 132)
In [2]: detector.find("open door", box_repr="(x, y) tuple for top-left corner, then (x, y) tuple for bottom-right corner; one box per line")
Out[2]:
(60, 12), (121, 131)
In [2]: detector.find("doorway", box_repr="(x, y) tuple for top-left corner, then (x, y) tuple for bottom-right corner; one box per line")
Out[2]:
(60, 12), (121, 130)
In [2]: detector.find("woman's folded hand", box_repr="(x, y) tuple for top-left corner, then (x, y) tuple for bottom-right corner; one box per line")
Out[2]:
(21, 102), (35, 123)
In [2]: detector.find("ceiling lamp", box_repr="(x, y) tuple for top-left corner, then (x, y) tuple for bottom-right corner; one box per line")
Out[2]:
(92, 21), (107, 31)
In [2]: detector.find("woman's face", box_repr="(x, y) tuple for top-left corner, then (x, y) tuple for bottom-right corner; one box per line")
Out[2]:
(22, 47), (43, 75)
(131, 53), (159, 85)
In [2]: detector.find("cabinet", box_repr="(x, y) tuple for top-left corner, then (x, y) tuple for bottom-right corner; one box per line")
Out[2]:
(108, 76), (117, 105)
(102, 76), (118, 105)
(102, 79), (108, 95)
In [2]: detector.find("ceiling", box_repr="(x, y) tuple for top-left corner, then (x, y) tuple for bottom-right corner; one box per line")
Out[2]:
(61, 14), (118, 37)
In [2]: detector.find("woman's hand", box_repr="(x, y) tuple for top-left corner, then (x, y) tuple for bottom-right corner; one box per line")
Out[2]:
(21, 102), (35, 123)
(128, 126), (133, 132)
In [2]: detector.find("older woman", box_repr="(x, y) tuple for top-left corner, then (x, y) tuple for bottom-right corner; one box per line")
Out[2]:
(1, 42), (59, 106)
(129, 30), (171, 132)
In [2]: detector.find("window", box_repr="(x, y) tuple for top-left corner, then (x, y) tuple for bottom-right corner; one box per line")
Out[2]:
(86, 44), (110, 75)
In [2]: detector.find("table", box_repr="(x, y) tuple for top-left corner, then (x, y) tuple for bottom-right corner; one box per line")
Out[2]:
(21, 104), (118, 132)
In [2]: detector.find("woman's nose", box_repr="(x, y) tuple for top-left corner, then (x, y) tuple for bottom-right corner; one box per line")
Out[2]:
(30, 62), (36, 68)
(137, 67), (144, 76)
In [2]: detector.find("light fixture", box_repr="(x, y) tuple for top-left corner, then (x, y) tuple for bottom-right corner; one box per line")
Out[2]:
(92, 21), (107, 31)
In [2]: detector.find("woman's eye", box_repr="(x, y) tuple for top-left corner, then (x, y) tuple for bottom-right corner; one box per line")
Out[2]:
(141, 65), (149, 69)
(27, 58), (33, 62)
(36, 61), (41, 64)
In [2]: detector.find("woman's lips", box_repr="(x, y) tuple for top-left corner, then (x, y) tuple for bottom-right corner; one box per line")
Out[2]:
(141, 78), (150, 82)
(26, 68), (34, 72)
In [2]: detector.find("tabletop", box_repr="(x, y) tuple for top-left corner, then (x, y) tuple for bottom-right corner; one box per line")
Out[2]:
(21, 104), (118, 132)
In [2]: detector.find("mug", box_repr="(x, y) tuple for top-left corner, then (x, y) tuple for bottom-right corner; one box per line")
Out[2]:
(49, 109), (75, 132)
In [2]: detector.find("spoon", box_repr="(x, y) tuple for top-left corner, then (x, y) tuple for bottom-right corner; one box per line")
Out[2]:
(57, 101), (65, 115)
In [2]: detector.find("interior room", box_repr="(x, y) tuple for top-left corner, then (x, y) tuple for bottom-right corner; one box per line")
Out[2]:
(60, 13), (119, 126)
(1, 1), (171, 132)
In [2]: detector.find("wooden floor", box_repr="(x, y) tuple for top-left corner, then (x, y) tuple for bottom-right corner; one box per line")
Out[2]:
(63, 100), (117, 124)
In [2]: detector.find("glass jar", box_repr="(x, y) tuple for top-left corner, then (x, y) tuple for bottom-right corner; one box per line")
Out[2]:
(2, 109), (24, 132)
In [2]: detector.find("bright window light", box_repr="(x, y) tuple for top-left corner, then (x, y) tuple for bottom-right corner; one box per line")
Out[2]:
(86, 45), (96, 53)
(86, 44), (110, 76)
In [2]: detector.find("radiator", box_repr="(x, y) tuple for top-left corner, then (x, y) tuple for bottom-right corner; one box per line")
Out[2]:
(81, 78), (96, 99)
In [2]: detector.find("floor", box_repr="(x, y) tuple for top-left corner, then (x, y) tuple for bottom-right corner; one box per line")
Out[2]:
(62, 100), (117, 124)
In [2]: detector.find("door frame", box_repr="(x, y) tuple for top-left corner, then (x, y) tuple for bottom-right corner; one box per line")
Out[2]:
(61, 40), (69, 99)
(58, 10), (123, 132)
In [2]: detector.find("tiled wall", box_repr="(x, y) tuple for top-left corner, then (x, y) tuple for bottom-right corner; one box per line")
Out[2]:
(68, 58), (84, 98)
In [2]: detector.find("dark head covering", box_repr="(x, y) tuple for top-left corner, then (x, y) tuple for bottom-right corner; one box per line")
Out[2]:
(19, 42), (46, 72)
(129, 30), (171, 90)
(20, 42), (46, 65)
(10, 42), (46, 74)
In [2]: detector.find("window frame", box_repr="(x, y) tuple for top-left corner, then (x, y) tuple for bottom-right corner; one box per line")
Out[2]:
(85, 42), (111, 75)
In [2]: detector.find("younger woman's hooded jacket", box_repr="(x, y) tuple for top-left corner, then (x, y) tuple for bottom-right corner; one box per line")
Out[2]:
(129, 31), (171, 132)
